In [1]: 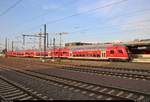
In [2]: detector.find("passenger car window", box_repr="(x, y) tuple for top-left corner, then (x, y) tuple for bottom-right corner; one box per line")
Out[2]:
(93, 54), (96, 57)
(97, 54), (100, 57)
(63, 52), (67, 54)
(110, 50), (114, 54)
(118, 50), (123, 54)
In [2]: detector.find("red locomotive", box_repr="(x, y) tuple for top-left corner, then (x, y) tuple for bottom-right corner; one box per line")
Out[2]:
(6, 45), (130, 61)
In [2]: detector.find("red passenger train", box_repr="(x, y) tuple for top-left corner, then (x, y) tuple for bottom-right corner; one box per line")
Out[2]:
(6, 46), (131, 61)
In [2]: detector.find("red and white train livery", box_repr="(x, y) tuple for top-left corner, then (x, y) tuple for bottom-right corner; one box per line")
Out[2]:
(6, 46), (131, 61)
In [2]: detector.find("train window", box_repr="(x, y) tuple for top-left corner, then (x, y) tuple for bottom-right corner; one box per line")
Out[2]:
(110, 50), (114, 54)
(88, 54), (91, 57)
(118, 50), (123, 54)
(63, 52), (68, 54)
(93, 54), (96, 57)
(86, 54), (88, 57)
(97, 54), (100, 57)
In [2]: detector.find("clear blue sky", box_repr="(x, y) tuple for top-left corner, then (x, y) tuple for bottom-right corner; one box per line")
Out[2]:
(0, 0), (150, 49)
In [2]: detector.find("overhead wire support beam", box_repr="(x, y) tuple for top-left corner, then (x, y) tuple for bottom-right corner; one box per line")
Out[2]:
(22, 34), (44, 46)
(5, 37), (7, 52)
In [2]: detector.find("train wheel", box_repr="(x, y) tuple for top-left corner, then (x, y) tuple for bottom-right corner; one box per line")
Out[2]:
(109, 58), (113, 62)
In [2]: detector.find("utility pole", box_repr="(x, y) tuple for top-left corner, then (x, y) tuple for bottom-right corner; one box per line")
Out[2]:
(49, 38), (51, 48)
(12, 40), (14, 51)
(47, 33), (49, 48)
(53, 38), (55, 61)
(44, 24), (47, 58)
(4, 37), (7, 57)
(23, 34), (25, 45)
(5, 37), (7, 52)
(57, 32), (68, 59)
(56, 32), (68, 48)
(39, 29), (42, 51)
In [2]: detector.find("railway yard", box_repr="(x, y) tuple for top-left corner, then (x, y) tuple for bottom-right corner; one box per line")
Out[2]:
(1, 0), (150, 101)
(0, 57), (150, 101)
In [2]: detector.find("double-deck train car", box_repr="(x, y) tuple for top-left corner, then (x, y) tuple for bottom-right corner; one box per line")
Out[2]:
(69, 46), (130, 61)
(16, 51), (25, 57)
(6, 51), (17, 57)
(48, 48), (69, 58)
(38, 51), (48, 57)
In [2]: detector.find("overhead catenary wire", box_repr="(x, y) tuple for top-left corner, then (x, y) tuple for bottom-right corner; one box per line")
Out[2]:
(70, 18), (150, 34)
(68, 7), (150, 33)
(46, 0), (128, 24)
(20, 1), (150, 46)
(19, 0), (78, 26)
(47, 7), (150, 34)
(0, 0), (23, 16)
(14, 0), (150, 46)
(11, 0), (150, 43)
(24, 0), (128, 32)
(67, 27), (150, 43)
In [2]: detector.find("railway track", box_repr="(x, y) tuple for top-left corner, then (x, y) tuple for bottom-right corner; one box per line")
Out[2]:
(3, 57), (150, 74)
(5, 58), (150, 73)
(13, 60), (150, 81)
(30, 61), (150, 81)
(1, 59), (150, 81)
(73, 64), (150, 74)
(0, 66), (150, 101)
(0, 75), (51, 100)
(59, 66), (150, 81)
(14, 58), (150, 73)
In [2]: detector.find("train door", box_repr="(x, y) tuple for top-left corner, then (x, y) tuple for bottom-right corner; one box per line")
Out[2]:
(69, 51), (73, 58)
(101, 50), (106, 58)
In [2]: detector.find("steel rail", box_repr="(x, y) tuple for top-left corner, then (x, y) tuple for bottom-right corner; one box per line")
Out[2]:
(1, 66), (150, 101)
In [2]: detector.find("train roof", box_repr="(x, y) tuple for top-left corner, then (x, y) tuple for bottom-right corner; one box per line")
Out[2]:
(69, 44), (126, 50)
